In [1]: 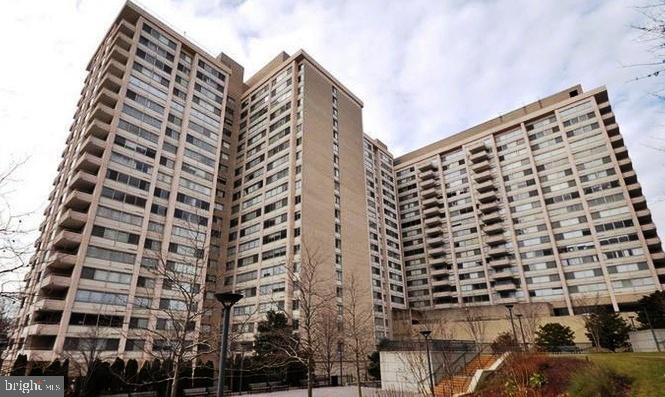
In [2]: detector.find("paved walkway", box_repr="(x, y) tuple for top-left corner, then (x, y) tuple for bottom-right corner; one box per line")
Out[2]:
(245, 386), (381, 397)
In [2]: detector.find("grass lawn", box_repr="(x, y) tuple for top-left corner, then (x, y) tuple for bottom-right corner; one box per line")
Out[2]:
(579, 353), (665, 397)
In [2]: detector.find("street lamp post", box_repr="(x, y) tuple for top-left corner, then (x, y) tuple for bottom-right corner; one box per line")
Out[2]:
(420, 330), (435, 397)
(515, 313), (527, 351)
(215, 293), (244, 397)
(505, 304), (518, 351)
(642, 306), (662, 352)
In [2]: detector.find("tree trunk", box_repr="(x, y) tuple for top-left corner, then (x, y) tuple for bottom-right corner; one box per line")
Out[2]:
(169, 360), (180, 397)
(307, 356), (313, 397)
(355, 351), (362, 397)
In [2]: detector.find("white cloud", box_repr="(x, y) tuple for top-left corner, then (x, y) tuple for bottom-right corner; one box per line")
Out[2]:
(1, 0), (664, 247)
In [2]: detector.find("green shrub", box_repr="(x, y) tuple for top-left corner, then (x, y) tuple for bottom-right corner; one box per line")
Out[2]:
(568, 364), (630, 397)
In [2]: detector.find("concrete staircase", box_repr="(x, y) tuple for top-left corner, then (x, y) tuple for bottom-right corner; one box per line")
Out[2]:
(434, 354), (496, 397)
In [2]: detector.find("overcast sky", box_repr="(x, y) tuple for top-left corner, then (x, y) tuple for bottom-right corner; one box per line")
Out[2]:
(1, 0), (664, 248)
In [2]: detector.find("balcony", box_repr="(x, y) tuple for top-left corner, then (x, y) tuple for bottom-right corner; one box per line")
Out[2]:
(40, 272), (71, 290)
(424, 216), (443, 227)
(469, 151), (488, 163)
(476, 180), (495, 193)
(108, 45), (130, 65)
(471, 160), (491, 173)
(63, 190), (92, 210)
(427, 236), (445, 247)
(80, 135), (106, 157)
(630, 196), (647, 206)
(420, 170), (436, 180)
(428, 246), (445, 257)
(59, 208), (87, 229)
(494, 280), (518, 291)
(425, 226), (443, 238)
(418, 161), (436, 172)
(100, 73), (123, 93)
(623, 170), (637, 180)
(488, 257), (511, 268)
(479, 201), (500, 214)
(636, 209), (651, 218)
(491, 267), (519, 279)
(92, 87), (119, 110)
(116, 19), (135, 38)
(486, 234), (506, 245)
(52, 230), (82, 249)
(473, 170), (493, 183)
(32, 297), (66, 311)
(482, 211), (502, 224)
(421, 187), (439, 199)
(110, 29), (133, 53)
(484, 222), (504, 234)
(468, 142), (488, 154)
(646, 237), (662, 248)
(487, 246), (508, 257)
(74, 152), (102, 174)
(642, 222), (656, 232)
(70, 170), (98, 191)
(45, 251), (77, 270)
(24, 323), (60, 336)
(614, 146), (628, 157)
(422, 196), (441, 208)
(477, 190), (497, 203)
(84, 119), (112, 140)
(423, 206), (442, 217)
(101, 58), (126, 80)
(420, 178), (437, 190)
(90, 103), (115, 125)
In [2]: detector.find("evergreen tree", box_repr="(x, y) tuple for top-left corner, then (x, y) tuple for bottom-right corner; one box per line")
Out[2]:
(137, 361), (152, 391)
(637, 291), (665, 329)
(584, 308), (631, 351)
(367, 351), (381, 380)
(491, 331), (518, 353)
(62, 359), (70, 395)
(10, 354), (27, 376)
(125, 359), (139, 391)
(27, 361), (44, 376)
(254, 310), (304, 384)
(535, 323), (576, 352)
(193, 360), (206, 388)
(43, 359), (62, 376)
(110, 357), (126, 392)
(203, 360), (215, 388)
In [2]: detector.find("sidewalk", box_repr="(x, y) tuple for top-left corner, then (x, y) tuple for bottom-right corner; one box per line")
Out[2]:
(245, 386), (380, 397)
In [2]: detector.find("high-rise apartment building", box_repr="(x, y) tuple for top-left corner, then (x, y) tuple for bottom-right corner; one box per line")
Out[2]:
(363, 136), (407, 339)
(219, 51), (372, 348)
(8, 2), (241, 364)
(7, 1), (377, 365)
(394, 85), (664, 316)
(7, 0), (665, 370)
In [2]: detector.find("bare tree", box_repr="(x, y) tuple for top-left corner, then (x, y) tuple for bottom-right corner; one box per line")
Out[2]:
(460, 306), (486, 349)
(0, 160), (33, 300)
(129, 223), (218, 397)
(515, 305), (541, 346)
(343, 273), (374, 397)
(315, 301), (340, 385)
(631, 2), (665, 91)
(395, 349), (431, 397)
(62, 324), (118, 395)
(248, 243), (334, 397)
